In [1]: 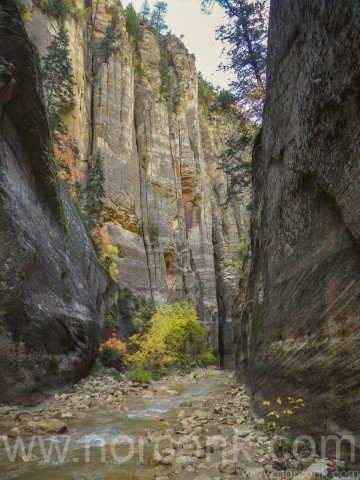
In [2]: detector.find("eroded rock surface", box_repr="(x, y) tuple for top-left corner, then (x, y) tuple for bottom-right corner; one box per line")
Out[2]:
(0, 0), (114, 404)
(237, 0), (360, 433)
(22, 0), (246, 355)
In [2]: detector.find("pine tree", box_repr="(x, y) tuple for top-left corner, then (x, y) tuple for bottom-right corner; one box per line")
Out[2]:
(100, 9), (121, 62)
(150, 1), (168, 34)
(125, 4), (140, 42)
(202, 0), (267, 122)
(140, 0), (150, 19)
(202, 0), (268, 202)
(85, 152), (106, 230)
(39, 0), (74, 20)
(218, 116), (255, 203)
(42, 24), (75, 135)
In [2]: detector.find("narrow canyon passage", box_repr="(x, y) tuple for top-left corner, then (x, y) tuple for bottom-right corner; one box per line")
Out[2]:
(1, 0), (360, 477)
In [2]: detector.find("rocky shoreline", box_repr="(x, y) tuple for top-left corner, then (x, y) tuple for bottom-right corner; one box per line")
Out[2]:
(145, 385), (350, 480)
(0, 368), (354, 479)
(0, 368), (220, 437)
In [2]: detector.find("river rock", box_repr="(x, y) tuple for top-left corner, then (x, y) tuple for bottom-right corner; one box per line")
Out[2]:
(220, 459), (237, 474)
(166, 390), (179, 396)
(175, 455), (193, 467)
(234, 425), (252, 438)
(307, 462), (329, 478)
(0, 406), (11, 415)
(36, 419), (67, 434)
(8, 427), (21, 437)
(61, 413), (74, 419)
(192, 410), (210, 420)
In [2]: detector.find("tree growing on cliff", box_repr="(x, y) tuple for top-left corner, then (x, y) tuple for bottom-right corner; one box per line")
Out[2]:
(150, 1), (168, 34)
(125, 4), (141, 42)
(140, 0), (150, 19)
(159, 51), (171, 99)
(85, 152), (106, 230)
(201, 0), (268, 202)
(218, 116), (255, 202)
(42, 24), (76, 135)
(202, 0), (267, 122)
(37, 0), (75, 20)
(100, 8), (121, 62)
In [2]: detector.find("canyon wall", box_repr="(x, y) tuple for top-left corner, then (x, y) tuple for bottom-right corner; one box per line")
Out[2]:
(0, 0), (246, 403)
(23, 0), (245, 357)
(237, 0), (360, 434)
(0, 0), (115, 404)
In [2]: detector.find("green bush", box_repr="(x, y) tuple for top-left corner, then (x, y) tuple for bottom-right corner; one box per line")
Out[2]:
(159, 51), (171, 99)
(196, 351), (217, 366)
(99, 346), (125, 370)
(125, 4), (140, 42)
(37, 0), (75, 20)
(117, 286), (155, 336)
(148, 222), (159, 247)
(127, 365), (153, 383)
(15, 0), (32, 22)
(90, 359), (124, 381)
(104, 314), (117, 337)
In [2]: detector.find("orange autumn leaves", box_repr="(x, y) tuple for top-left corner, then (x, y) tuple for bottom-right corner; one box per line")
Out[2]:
(54, 133), (83, 202)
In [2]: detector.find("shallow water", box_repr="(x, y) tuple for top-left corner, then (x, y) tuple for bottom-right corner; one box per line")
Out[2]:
(0, 372), (231, 479)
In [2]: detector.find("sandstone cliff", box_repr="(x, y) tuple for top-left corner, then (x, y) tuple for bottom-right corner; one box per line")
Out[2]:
(237, 0), (360, 434)
(23, 0), (245, 358)
(0, 0), (115, 404)
(0, 0), (245, 396)
(89, 1), (245, 356)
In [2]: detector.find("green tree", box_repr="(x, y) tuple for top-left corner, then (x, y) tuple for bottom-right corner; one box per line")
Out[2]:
(197, 73), (218, 112)
(100, 8), (121, 62)
(128, 302), (216, 369)
(202, 0), (267, 122)
(85, 152), (106, 229)
(150, 1), (168, 34)
(202, 0), (268, 202)
(140, 0), (150, 19)
(159, 51), (171, 99)
(215, 89), (237, 111)
(42, 24), (75, 135)
(125, 4), (140, 42)
(218, 115), (255, 203)
(38, 0), (75, 20)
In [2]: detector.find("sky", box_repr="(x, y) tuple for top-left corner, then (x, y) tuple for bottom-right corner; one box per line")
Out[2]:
(126, 0), (234, 89)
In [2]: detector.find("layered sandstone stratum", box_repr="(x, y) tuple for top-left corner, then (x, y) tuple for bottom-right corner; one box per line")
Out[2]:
(0, 0), (247, 401)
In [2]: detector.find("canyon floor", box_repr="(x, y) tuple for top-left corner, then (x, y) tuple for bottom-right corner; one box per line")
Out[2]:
(0, 369), (351, 479)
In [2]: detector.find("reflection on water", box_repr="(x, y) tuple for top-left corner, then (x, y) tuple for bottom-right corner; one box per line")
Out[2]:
(0, 372), (231, 479)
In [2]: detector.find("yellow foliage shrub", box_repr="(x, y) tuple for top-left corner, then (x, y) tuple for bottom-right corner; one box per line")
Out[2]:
(91, 228), (119, 280)
(127, 302), (215, 371)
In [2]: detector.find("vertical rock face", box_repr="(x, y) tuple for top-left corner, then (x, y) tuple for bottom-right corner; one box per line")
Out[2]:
(67, 0), (243, 354)
(238, 0), (360, 433)
(5, 0), (246, 377)
(0, 1), (113, 404)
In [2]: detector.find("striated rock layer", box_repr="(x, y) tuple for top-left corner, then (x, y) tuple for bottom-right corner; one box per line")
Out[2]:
(237, 0), (360, 435)
(0, 1), (115, 404)
(89, 2), (244, 353)
(21, 0), (246, 357)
